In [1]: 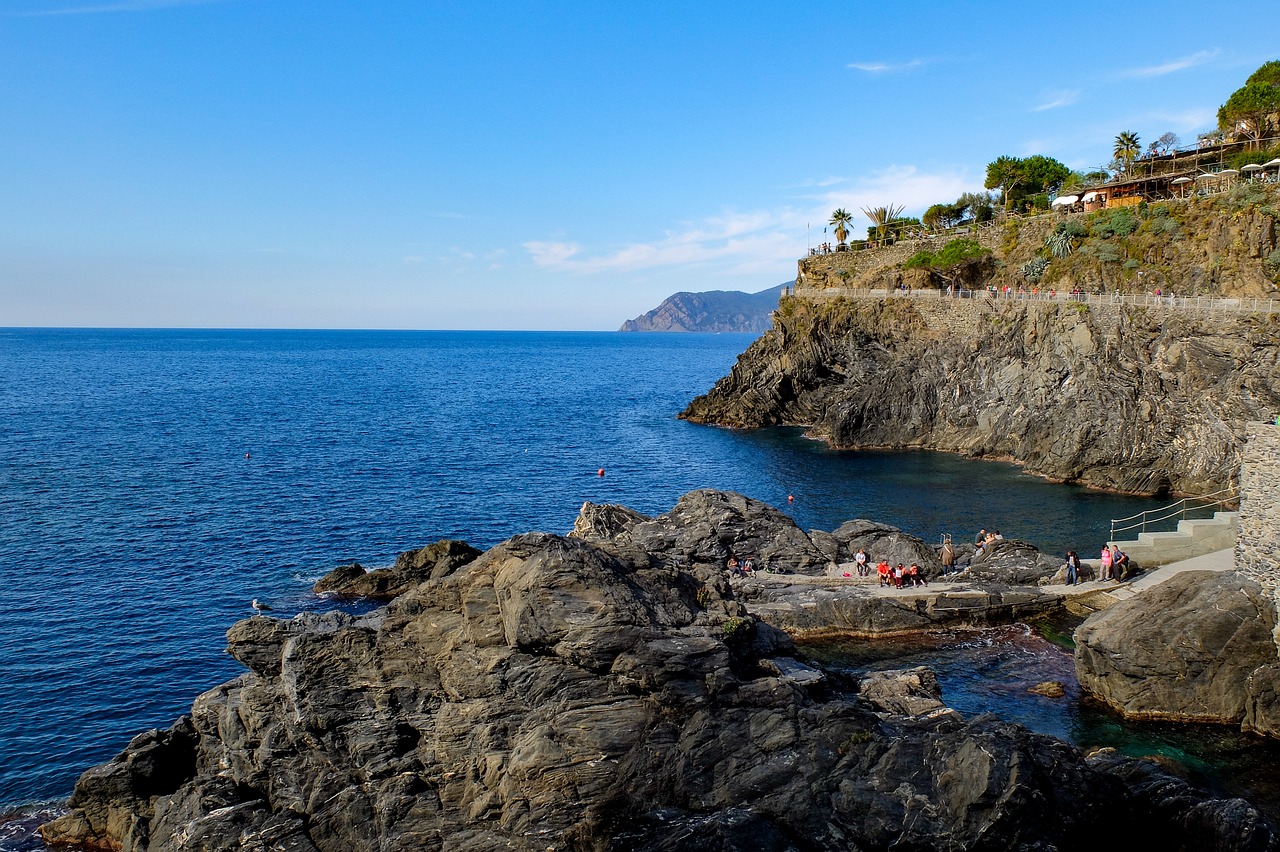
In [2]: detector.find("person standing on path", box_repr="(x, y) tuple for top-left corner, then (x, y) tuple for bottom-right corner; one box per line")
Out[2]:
(1100, 546), (1113, 581)
(1065, 550), (1081, 585)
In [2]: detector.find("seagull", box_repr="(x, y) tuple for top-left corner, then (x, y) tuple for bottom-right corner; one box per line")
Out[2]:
(251, 598), (273, 614)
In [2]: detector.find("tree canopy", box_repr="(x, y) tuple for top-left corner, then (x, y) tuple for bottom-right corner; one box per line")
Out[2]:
(983, 155), (1070, 211)
(1218, 81), (1280, 143)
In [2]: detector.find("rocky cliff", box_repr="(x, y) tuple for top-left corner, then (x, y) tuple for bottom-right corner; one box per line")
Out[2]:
(40, 491), (1278, 851)
(682, 295), (1280, 495)
(619, 283), (787, 332)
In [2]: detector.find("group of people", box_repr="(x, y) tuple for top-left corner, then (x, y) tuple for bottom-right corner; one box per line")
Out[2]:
(725, 555), (757, 576)
(1062, 544), (1132, 585)
(974, 528), (1004, 554)
(850, 548), (928, 588)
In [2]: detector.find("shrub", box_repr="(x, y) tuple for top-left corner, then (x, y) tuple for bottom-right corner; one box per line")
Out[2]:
(1022, 257), (1049, 282)
(1091, 209), (1138, 239)
(1060, 219), (1088, 239)
(1097, 243), (1124, 264)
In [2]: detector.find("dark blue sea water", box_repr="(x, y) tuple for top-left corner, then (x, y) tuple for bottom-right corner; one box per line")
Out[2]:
(0, 328), (1221, 844)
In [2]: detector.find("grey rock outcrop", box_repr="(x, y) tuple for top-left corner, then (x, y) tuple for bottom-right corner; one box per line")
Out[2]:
(312, 539), (481, 600)
(41, 491), (1277, 851)
(1075, 570), (1280, 724)
(681, 296), (1280, 495)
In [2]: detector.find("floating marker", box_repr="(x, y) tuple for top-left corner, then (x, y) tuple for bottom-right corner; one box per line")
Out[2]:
(787, 494), (794, 503)
(598, 468), (605, 477)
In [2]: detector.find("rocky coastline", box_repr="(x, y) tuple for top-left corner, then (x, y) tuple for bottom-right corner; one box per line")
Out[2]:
(681, 295), (1280, 495)
(41, 491), (1280, 851)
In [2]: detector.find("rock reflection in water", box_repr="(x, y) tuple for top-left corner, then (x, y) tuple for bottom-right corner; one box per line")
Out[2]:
(801, 624), (1280, 823)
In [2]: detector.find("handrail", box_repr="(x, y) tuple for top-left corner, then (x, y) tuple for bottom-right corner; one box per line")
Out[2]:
(1109, 489), (1239, 541)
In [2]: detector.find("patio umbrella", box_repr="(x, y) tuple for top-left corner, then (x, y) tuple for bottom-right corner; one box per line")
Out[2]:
(1170, 177), (1193, 184)
(1051, 195), (1078, 206)
(1241, 164), (1264, 172)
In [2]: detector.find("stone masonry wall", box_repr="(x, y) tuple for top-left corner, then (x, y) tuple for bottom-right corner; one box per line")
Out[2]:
(1237, 420), (1280, 649)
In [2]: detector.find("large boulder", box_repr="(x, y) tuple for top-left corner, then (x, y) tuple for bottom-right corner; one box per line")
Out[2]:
(1075, 570), (1279, 723)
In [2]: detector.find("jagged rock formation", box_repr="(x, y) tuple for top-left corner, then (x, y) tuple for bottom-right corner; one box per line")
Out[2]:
(41, 491), (1278, 851)
(619, 283), (787, 332)
(1075, 570), (1280, 726)
(313, 539), (481, 600)
(682, 296), (1280, 494)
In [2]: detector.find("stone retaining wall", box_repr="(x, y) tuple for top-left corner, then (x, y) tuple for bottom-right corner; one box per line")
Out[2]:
(1237, 420), (1280, 648)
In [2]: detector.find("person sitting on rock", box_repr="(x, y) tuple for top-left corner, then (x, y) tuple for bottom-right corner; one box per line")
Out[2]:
(854, 548), (869, 577)
(877, 560), (892, 587)
(908, 563), (926, 587)
(893, 563), (905, 589)
(741, 556), (755, 574)
(726, 556), (743, 577)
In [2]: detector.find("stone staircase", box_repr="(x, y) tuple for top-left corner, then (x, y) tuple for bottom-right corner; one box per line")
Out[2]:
(1108, 511), (1238, 568)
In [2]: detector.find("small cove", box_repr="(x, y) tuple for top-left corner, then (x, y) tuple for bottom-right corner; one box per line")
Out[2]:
(801, 623), (1280, 822)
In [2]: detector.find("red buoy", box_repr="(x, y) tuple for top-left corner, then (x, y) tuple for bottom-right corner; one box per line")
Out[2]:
(598, 468), (605, 477)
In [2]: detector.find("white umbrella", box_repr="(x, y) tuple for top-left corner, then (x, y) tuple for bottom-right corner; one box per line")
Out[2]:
(1195, 173), (1220, 180)
(1082, 191), (1099, 202)
(1241, 163), (1264, 172)
(1266, 159), (1280, 167)
(1170, 177), (1193, 184)
(1051, 195), (1078, 206)
(1219, 169), (1239, 175)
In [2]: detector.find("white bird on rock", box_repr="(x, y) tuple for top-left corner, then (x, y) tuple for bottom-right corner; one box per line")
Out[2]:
(250, 598), (272, 614)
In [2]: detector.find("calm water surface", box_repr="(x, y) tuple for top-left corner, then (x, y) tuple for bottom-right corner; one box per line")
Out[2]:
(0, 328), (1223, 846)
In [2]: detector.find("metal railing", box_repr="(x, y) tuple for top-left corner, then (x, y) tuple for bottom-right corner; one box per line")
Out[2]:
(1109, 488), (1239, 541)
(791, 286), (1280, 315)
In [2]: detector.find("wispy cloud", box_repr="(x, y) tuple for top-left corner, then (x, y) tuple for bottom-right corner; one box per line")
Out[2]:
(1121, 49), (1220, 78)
(524, 166), (977, 278)
(848, 58), (927, 74)
(12, 0), (226, 15)
(1033, 90), (1079, 112)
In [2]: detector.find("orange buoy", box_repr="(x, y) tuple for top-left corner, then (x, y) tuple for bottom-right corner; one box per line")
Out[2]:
(598, 468), (605, 477)
(787, 494), (794, 503)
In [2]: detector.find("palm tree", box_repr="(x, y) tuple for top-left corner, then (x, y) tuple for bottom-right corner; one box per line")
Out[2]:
(828, 208), (853, 247)
(1113, 131), (1141, 174)
(860, 204), (906, 245)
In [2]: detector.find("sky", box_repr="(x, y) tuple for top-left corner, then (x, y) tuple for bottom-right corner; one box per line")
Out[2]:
(0, 0), (1274, 330)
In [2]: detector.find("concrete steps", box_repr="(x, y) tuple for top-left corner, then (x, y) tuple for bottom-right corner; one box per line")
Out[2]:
(1110, 511), (1238, 567)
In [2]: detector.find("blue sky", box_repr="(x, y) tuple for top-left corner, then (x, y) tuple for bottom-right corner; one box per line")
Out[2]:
(1, 0), (1274, 329)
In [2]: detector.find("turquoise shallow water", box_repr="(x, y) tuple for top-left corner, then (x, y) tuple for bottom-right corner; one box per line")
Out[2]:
(0, 328), (1217, 846)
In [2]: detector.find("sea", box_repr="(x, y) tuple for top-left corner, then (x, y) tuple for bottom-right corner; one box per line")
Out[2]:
(0, 328), (1272, 848)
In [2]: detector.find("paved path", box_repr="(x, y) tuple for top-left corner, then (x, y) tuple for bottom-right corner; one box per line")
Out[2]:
(745, 547), (1236, 605)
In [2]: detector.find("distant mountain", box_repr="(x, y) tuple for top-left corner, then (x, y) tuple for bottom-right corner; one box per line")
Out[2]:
(619, 282), (790, 332)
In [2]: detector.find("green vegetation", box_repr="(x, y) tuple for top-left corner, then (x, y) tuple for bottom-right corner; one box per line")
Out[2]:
(903, 237), (993, 288)
(984, 154), (1071, 212)
(1021, 257), (1048, 283)
(722, 616), (752, 637)
(861, 203), (906, 244)
(829, 208), (853, 247)
(1113, 131), (1141, 174)
(1219, 72), (1280, 144)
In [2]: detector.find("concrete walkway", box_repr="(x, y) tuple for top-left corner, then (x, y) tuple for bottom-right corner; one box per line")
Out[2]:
(746, 547), (1236, 606)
